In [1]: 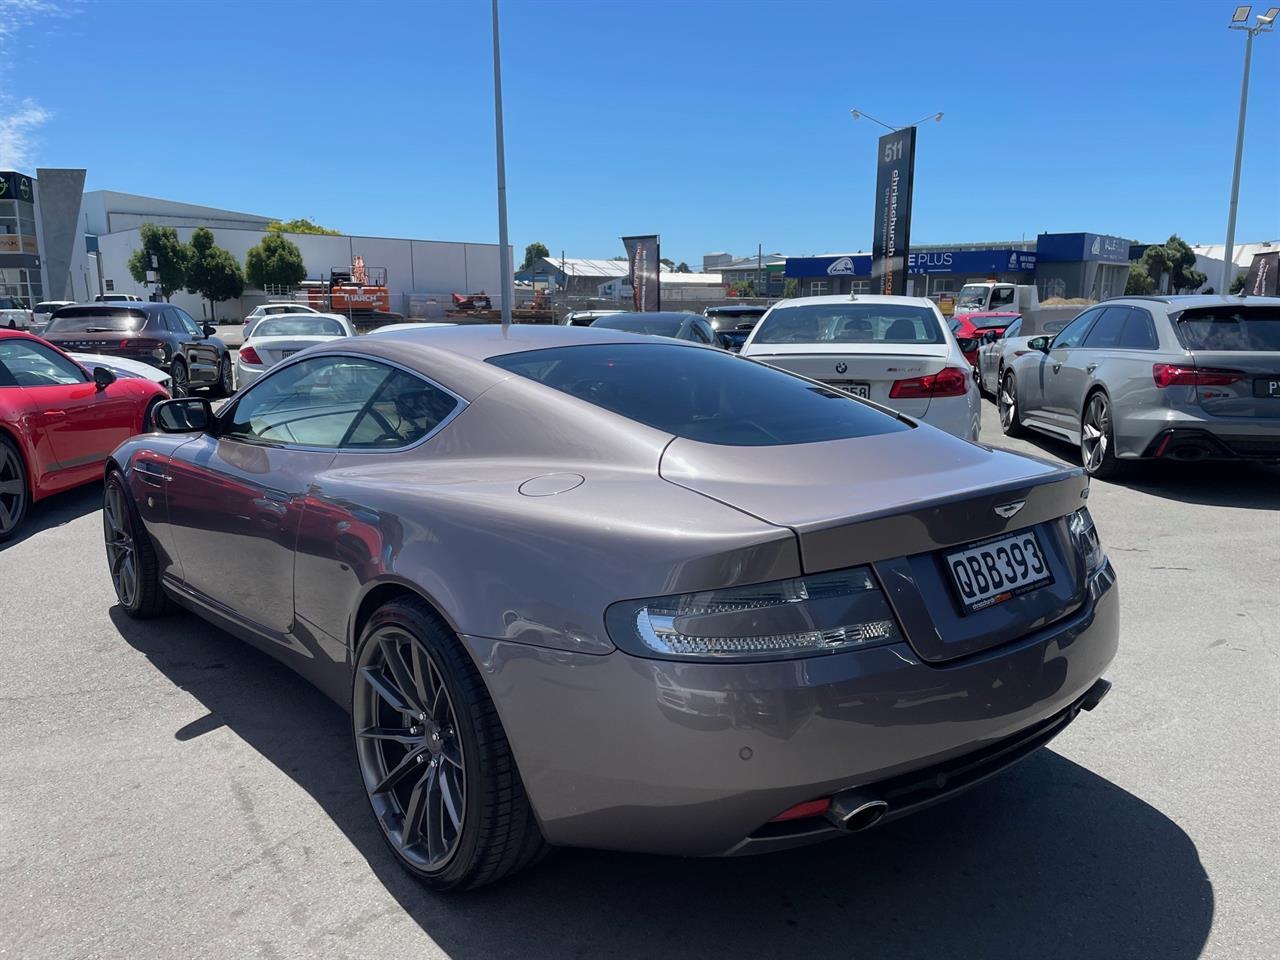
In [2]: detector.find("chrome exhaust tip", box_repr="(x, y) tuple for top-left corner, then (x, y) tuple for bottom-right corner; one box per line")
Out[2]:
(825, 792), (890, 832)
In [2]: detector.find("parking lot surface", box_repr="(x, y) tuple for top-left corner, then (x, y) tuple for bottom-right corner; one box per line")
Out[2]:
(1, 402), (1276, 960)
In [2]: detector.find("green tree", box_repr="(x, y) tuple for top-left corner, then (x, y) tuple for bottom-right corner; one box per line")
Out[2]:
(127, 224), (189, 301)
(675, 261), (691, 273)
(520, 241), (550, 272)
(245, 233), (308, 291)
(1124, 263), (1156, 296)
(185, 227), (245, 319)
(660, 257), (675, 269)
(267, 218), (340, 235)
(1229, 273), (1247, 294)
(783, 278), (800, 298)
(1142, 235), (1207, 294)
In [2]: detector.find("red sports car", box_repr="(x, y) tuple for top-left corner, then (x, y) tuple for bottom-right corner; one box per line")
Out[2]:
(949, 311), (1020, 368)
(0, 329), (168, 541)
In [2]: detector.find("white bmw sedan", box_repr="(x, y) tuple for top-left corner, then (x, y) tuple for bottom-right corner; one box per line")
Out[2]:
(235, 313), (356, 389)
(740, 295), (981, 441)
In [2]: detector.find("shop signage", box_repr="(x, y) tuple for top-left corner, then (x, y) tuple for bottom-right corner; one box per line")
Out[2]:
(871, 128), (917, 296)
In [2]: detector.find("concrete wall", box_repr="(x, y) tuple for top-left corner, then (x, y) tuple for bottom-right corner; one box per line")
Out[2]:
(34, 168), (89, 302)
(82, 191), (274, 236)
(95, 225), (509, 322)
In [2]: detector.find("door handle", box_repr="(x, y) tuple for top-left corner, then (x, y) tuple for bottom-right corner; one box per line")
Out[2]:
(1052, 363), (1062, 373)
(44, 409), (66, 418)
(263, 488), (291, 503)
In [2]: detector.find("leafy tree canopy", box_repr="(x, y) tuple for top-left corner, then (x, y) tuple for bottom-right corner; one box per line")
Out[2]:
(1141, 235), (1206, 294)
(245, 233), (308, 290)
(1124, 262), (1156, 296)
(126, 224), (188, 300)
(520, 241), (550, 272)
(268, 218), (340, 235)
(186, 227), (245, 309)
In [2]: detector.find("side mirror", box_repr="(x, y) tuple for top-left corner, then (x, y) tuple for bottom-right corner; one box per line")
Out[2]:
(92, 366), (117, 390)
(202, 323), (217, 337)
(153, 396), (212, 433)
(1028, 335), (1052, 353)
(983, 330), (1000, 344)
(717, 332), (735, 350)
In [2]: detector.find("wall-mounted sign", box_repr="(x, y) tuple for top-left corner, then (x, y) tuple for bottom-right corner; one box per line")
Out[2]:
(0, 172), (34, 204)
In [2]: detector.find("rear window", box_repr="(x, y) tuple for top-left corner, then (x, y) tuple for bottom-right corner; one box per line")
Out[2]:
(44, 308), (147, 333)
(1174, 306), (1280, 352)
(753, 303), (944, 345)
(34, 302), (68, 313)
(591, 315), (684, 337)
(253, 316), (346, 338)
(489, 343), (909, 447)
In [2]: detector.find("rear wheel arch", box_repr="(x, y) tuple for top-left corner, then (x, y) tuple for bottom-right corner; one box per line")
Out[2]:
(0, 425), (33, 496)
(351, 579), (464, 657)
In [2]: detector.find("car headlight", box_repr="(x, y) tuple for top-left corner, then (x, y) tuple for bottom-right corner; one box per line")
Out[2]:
(605, 566), (903, 662)
(1067, 507), (1104, 574)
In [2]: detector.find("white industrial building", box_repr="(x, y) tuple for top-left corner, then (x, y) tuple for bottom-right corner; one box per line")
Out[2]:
(12, 168), (510, 321)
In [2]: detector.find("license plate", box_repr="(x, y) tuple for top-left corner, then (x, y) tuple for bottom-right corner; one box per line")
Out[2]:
(827, 380), (870, 399)
(1253, 378), (1280, 398)
(280, 349), (299, 359)
(945, 529), (1053, 614)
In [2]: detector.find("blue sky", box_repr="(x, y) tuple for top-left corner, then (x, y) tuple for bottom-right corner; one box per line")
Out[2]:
(3, 0), (1278, 266)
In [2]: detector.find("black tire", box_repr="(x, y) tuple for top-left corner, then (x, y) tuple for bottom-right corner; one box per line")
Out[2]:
(103, 470), (171, 617)
(0, 434), (30, 542)
(1080, 390), (1124, 480)
(215, 354), (234, 398)
(170, 358), (189, 398)
(352, 596), (547, 891)
(998, 370), (1027, 437)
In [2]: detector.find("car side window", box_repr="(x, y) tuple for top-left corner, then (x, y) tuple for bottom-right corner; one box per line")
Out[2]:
(990, 287), (1015, 308)
(1002, 319), (1021, 339)
(0, 339), (88, 387)
(1118, 308), (1159, 350)
(221, 356), (394, 448)
(342, 369), (459, 449)
(1082, 307), (1130, 349)
(173, 307), (203, 338)
(689, 320), (712, 344)
(1051, 309), (1102, 349)
(160, 309), (180, 333)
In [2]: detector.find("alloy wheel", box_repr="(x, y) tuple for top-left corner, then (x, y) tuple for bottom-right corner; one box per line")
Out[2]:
(1081, 393), (1111, 474)
(219, 355), (234, 395)
(0, 444), (26, 537)
(103, 481), (138, 607)
(999, 373), (1017, 430)
(171, 360), (189, 398)
(354, 627), (467, 872)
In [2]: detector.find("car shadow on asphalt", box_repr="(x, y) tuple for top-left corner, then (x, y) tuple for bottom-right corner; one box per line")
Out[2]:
(110, 606), (1213, 960)
(1002, 429), (1280, 510)
(0, 481), (102, 551)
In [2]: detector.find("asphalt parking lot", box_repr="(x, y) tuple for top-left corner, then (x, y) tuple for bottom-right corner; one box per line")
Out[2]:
(1, 401), (1276, 960)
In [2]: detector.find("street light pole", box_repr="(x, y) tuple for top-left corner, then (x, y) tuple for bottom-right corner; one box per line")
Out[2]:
(491, 0), (513, 330)
(1223, 6), (1276, 292)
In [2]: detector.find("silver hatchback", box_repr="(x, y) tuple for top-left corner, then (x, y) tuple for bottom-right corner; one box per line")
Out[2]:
(999, 296), (1280, 477)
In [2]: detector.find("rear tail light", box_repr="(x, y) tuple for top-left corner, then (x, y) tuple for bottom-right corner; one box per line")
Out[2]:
(1152, 363), (1244, 388)
(605, 566), (902, 662)
(889, 366), (970, 399)
(239, 345), (262, 365)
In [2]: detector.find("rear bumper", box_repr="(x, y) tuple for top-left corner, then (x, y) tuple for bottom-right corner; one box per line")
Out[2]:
(1140, 426), (1280, 461)
(464, 561), (1119, 857)
(1117, 406), (1280, 461)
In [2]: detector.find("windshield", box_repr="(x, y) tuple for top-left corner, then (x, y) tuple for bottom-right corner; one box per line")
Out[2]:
(34, 302), (69, 313)
(752, 303), (943, 345)
(956, 285), (991, 310)
(489, 343), (909, 447)
(706, 310), (765, 331)
(591, 315), (684, 337)
(44, 308), (146, 333)
(0, 298), (28, 310)
(1174, 306), (1280, 352)
(253, 316), (346, 338)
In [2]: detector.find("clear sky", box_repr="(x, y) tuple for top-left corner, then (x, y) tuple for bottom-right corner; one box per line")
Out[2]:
(3, 0), (1278, 267)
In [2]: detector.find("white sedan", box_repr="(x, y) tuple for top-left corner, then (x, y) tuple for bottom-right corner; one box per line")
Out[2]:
(740, 294), (981, 441)
(235, 313), (356, 389)
(68, 352), (172, 392)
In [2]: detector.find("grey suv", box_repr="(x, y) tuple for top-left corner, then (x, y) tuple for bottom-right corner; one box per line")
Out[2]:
(999, 295), (1280, 477)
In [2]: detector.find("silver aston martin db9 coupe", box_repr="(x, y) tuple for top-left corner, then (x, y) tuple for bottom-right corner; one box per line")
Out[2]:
(104, 324), (1117, 890)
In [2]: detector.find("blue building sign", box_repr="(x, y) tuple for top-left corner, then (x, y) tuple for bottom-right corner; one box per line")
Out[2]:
(786, 249), (1035, 278)
(1035, 232), (1130, 263)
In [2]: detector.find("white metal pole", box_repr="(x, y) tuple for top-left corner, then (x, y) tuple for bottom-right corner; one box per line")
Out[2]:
(492, 0), (513, 330)
(1222, 28), (1254, 293)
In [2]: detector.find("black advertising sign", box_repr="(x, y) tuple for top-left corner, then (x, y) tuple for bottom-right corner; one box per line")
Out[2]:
(0, 171), (35, 204)
(1241, 251), (1278, 297)
(871, 127), (917, 296)
(622, 234), (660, 312)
